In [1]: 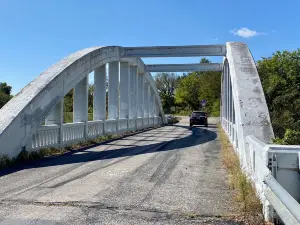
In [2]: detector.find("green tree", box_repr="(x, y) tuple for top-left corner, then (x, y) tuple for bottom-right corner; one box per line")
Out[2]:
(175, 72), (202, 110)
(0, 82), (12, 109)
(154, 72), (177, 113)
(257, 49), (300, 139)
(0, 82), (12, 95)
(175, 58), (221, 115)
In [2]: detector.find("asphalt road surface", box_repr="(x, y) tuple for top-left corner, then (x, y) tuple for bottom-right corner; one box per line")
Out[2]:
(0, 118), (241, 224)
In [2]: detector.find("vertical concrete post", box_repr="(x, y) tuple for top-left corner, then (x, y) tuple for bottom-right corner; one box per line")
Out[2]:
(108, 61), (119, 120)
(220, 68), (223, 126)
(149, 89), (153, 117)
(45, 100), (64, 145)
(137, 74), (144, 118)
(144, 80), (149, 119)
(223, 66), (226, 129)
(233, 98), (237, 147)
(223, 65), (226, 128)
(94, 65), (106, 121)
(154, 100), (157, 117)
(150, 89), (155, 126)
(224, 66), (227, 131)
(129, 65), (138, 119)
(226, 65), (229, 133)
(119, 62), (130, 119)
(229, 77), (233, 141)
(74, 76), (89, 138)
(229, 69), (233, 139)
(45, 100), (63, 125)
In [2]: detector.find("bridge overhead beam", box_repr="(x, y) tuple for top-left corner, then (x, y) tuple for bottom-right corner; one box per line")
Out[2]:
(121, 45), (226, 58)
(145, 63), (222, 72)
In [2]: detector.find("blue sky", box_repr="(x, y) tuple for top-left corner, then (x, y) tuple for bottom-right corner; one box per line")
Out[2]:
(0, 0), (299, 94)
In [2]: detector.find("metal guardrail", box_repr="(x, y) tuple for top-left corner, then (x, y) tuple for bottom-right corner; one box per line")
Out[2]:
(264, 174), (300, 225)
(224, 133), (300, 224)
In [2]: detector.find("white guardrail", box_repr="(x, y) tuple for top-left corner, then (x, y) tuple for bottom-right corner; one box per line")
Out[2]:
(222, 117), (300, 224)
(26, 117), (162, 151)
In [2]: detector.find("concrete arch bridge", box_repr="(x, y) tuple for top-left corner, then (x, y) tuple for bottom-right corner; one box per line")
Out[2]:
(0, 42), (299, 224)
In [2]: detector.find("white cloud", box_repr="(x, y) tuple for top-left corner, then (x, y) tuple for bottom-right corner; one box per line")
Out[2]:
(230, 27), (266, 38)
(212, 37), (219, 41)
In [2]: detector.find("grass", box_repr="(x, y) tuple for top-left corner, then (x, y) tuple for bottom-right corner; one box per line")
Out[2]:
(0, 133), (122, 171)
(218, 124), (265, 225)
(63, 112), (94, 123)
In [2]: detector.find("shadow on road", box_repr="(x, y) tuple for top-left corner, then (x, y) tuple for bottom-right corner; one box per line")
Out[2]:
(0, 124), (217, 177)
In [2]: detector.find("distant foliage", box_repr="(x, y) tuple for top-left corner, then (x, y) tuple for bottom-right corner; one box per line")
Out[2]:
(174, 58), (221, 116)
(0, 82), (13, 109)
(154, 72), (177, 114)
(257, 49), (300, 143)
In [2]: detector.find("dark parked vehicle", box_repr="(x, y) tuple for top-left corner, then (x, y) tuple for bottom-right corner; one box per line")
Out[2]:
(189, 111), (208, 128)
(165, 115), (179, 124)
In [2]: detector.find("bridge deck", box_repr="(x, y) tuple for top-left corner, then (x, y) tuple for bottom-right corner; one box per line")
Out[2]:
(0, 118), (240, 224)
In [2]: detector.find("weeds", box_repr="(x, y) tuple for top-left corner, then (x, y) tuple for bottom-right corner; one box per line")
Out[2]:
(218, 124), (265, 224)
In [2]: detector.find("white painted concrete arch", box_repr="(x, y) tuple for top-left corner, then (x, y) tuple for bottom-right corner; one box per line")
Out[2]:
(0, 46), (165, 157)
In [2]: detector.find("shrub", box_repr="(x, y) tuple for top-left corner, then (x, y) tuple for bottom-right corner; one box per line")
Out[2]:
(273, 129), (300, 145)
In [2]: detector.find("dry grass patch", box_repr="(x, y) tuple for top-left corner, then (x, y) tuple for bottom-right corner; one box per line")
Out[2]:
(218, 124), (266, 225)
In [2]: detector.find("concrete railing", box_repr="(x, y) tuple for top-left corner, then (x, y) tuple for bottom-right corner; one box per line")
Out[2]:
(26, 116), (162, 151)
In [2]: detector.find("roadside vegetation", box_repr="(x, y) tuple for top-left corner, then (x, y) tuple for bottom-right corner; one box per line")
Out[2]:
(219, 124), (265, 225)
(257, 49), (300, 144)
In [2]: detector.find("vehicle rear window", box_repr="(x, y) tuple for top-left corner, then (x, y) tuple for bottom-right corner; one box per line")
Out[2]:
(192, 112), (206, 116)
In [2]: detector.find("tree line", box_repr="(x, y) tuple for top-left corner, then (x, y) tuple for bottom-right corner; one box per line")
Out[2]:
(257, 49), (300, 144)
(1, 49), (300, 144)
(154, 58), (221, 116)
